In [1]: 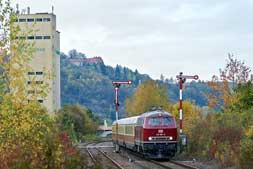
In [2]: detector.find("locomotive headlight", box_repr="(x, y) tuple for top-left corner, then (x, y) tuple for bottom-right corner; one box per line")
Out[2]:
(169, 136), (173, 140)
(148, 137), (152, 141)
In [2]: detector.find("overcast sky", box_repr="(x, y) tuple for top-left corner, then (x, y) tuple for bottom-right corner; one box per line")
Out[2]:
(14, 0), (253, 80)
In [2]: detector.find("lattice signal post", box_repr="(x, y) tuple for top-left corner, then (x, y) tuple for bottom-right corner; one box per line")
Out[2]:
(176, 72), (199, 134)
(112, 80), (132, 152)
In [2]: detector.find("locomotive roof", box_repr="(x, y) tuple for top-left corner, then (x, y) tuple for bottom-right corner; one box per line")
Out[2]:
(140, 110), (172, 118)
(112, 110), (173, 125)
(112, 116), (139, 125)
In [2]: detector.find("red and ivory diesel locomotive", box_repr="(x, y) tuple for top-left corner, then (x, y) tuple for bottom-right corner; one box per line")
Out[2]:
(112, 108), (178, 159)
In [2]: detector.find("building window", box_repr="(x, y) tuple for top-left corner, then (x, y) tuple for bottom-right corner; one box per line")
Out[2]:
(28, 90), (35, 94)
(19, 18), (26, 22)
(35, 36), (43, 40)
(36, 72), (43, 75)
(19, 36), (26, 40)
(27, 36), (35, 40)
(43, 18), (50, 22)
(38, 99), (43, 103)
(36, 48), (45, 52)
(27, 18), (34, 22)
(36, 18), (43, 22)
(28, 72), (35, 75)
(36, 81), (43, 84)
(43, 36), (51, 39)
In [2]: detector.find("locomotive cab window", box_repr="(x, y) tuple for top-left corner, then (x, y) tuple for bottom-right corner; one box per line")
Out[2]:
(147, 117), (174, 127)
(137, 118), (144, 126)
(148, 117), (160, 126)
(162, 117), (172, 126)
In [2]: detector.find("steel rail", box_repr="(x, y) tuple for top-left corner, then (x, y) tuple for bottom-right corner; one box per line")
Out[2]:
(119, 146), (197, 169)
(96, 148), (125, 169)
(150, 160), (178, 169)
(86, 142), (125, 169)
(150, 159), (199, 169)
(170, 160), (199, 169)
(86, 147), (96, 163)
(87, 147), (124, 169)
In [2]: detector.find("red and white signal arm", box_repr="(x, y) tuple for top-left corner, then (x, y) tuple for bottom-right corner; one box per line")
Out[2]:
(176, 75), (199, 80)
(193, 75), (199, 80)
(112, 80), (132, 85)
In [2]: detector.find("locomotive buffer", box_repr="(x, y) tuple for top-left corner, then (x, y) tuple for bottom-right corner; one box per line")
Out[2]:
(112, 80), (132, 153)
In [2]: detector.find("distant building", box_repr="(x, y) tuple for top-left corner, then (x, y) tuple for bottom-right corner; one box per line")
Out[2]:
(97, 125), (112, 138)
(14, 11), (60, 113)
(97, 125), (112, 131)
(68, 56), (104, 66)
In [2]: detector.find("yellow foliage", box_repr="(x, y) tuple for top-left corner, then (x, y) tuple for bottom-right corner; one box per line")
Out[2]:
(171, 100), (200, 137)
(0, 95), (65, 168)
(0, 2), (65, 168)
(207, 77), (234, 111)
(0, 2), (50, 105)
(125, 80), (170, 116)
(244, 126), (253, 139)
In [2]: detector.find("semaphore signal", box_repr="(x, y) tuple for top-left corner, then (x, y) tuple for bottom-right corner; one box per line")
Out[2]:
(176, 72), (199, 134)
(112, 80), (132, 153)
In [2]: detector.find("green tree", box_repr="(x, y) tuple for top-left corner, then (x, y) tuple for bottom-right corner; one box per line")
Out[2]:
(231, 82), (253, 112)
(240, 139), (253, 169)
(56, 105), (98, 142)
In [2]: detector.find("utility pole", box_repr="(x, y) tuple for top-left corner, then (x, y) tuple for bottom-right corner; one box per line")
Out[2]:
(112, 80), (132, 153)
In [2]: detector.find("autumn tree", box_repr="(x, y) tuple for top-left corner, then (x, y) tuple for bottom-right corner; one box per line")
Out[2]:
(0, 1), (87, 168)
(207, 54), (251, 111)
(207, 75), (233, 111)
(220, 53), (251, 87)
(201, 54), (253, 167)
(125, 80), (170, 116)
(170, 100), (200, 137)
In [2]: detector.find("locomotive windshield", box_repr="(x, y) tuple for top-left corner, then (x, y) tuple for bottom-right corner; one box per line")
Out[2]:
(147, 117), (175, 127)
(148, 117), (160, 126)
(162, 117), (172, 126)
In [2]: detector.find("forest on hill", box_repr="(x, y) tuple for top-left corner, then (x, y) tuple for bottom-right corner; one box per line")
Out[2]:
(60, 50), (211, 121)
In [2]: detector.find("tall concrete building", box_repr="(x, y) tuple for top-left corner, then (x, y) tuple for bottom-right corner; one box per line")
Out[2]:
(15, 11), (61, 113)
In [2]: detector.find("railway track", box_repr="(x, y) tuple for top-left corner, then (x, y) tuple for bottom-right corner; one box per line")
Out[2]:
(82, 142), (199, 169)
(86, 144), (124, 169)
(117, 146), (199, 169)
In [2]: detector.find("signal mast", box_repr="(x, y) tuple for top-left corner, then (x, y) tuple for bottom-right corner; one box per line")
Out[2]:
(112, 80), (132, 152)
(176, 72), (199, 147)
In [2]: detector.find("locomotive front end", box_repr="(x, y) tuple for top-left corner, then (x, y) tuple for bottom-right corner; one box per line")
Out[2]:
(141, 111), (178, 159)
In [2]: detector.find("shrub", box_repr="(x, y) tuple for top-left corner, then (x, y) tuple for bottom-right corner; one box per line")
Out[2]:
(240, 140), (253, 169)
